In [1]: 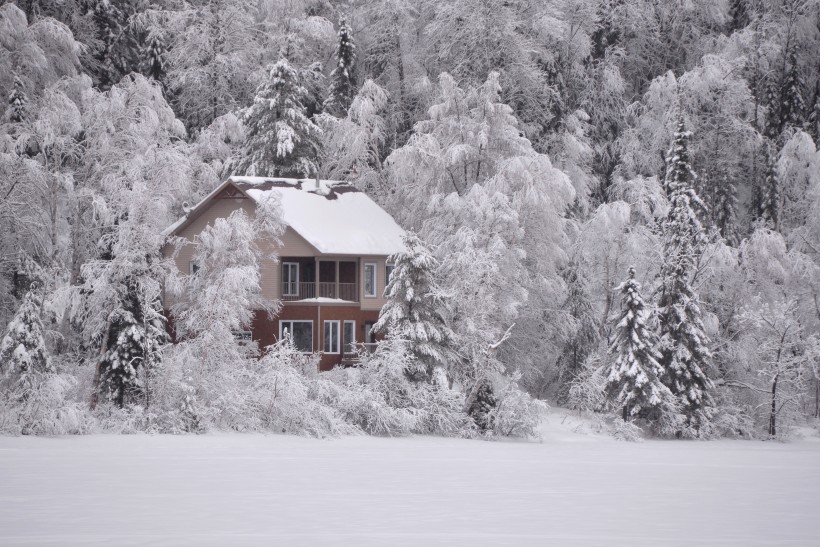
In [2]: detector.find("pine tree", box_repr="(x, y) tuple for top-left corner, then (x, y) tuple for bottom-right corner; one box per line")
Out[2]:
(713, 173), (739, 245)
(374, 232), (456, 382)
(657, 119), (715, 430)
(0, 285), (52, 382)
(141, 33), (165, 82)
(7, 76), (27, 123)
(236, 59), (323, 178)
(760, 139), (780, 231)
(466, 378), (496, 432)
(92, 0), (122, 88)
(780, 47), (805, 133)
(664, 117), (697, 196)
(323, 18), (357, 117)
(606, 267), (676, 422)
(91, 0), (142, 89)
(764, 79), (781, 140)
(98, 279), (169, 407)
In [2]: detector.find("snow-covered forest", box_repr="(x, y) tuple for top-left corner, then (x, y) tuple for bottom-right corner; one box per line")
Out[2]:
(1, 0), (820, 441)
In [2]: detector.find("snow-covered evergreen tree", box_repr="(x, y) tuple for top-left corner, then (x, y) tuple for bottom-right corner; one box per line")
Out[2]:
(764, 79), (781, 140)
(657, 119), (715, 430)
(323, 18), (357, 118)
(235, 59), (322, 177)
(780, 47), (805, 134)
(465, 378), (496, 432)
(0, 285), (52, 381)
(90, 0), (142, 89)
(664, 117), (698, 196)
(374, 232), (455, 382)
(7, 76), (27, 122)
(761, 140), (781, 231)
(96, 264), (169, 407)
(606, 267), (677, 422)
(713, 173), (739, 245)
(141, 32), (165, 82)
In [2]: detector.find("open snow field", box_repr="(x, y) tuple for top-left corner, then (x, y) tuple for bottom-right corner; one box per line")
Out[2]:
(1, 414), (819, 547)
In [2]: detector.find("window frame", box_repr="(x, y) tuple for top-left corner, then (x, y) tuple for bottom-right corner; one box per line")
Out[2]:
(279, 320), (313, 353)
(363, 262), (377, 298)
(385, 263), (395, 286)
(323, 320), (340, 354)
(282, 262), (300, 297)
(343, 320), (356, 355)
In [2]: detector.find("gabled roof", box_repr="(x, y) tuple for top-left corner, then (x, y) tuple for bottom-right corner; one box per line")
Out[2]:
(164, 176), (406, 257)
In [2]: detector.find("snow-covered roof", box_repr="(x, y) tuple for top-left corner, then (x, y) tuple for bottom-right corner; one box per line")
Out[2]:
(166, 176), (406, 257)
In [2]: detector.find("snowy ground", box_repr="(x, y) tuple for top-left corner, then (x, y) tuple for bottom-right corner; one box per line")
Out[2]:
(1, 413), (818, 547)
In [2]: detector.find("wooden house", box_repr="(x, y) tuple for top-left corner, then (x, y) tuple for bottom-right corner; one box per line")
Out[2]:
(162, 176), (405, 371)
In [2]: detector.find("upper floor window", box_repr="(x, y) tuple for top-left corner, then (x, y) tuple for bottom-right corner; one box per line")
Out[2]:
(385, 263), (395, 286)
(364, 262), (377, 297)
(283, 262), (299, 296)
(189, 261), (200, 275)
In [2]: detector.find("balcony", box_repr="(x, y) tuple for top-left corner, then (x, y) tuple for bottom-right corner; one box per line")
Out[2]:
(282, 281), (358, 302)
(281, 258), (359, 303)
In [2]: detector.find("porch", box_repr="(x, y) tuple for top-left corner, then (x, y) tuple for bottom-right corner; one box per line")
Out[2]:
(281, 258), (359, 302)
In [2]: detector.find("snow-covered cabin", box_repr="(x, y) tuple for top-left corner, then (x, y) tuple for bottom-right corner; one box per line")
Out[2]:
(162, 176), (405, 370)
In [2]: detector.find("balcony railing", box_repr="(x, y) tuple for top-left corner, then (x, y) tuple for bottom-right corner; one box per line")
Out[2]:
(281, 282), (315, 301)
(282, 282), (358, 302)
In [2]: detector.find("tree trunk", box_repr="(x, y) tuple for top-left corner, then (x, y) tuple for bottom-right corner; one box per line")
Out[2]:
(768, 373), (778, 437)
(90, 316), (115, 410)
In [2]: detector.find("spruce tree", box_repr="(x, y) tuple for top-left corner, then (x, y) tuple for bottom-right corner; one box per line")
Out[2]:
(141, 33), (165, 82)
(91, 0), (142, 89)
(7, 76), (27, 123)
(764, 79), (781, 140)
(657, 119), (714, 430)
(664, 117), (697, 196)
(323, 18), (357, 117)
(236, 59), (322, 178)
(373, 232), (455, 382)
(93, 0), (122, 88)
(98, 279), (168, 407)
(760, 139), (780, 231)
(0, 285), (52, 382)
(713, 173), (739, 245)
(466, 378), (496, 432)
(780, 47), (805, 133)
(606, 267), (676, 422)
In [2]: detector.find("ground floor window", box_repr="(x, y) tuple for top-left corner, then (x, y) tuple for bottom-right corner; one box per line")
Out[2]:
(343, 320), (356, 354)
(280, 320), (313, 353)
(324, 320), (340, 354)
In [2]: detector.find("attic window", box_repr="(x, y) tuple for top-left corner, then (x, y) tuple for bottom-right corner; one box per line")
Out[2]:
(215, 185), (245, 199)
